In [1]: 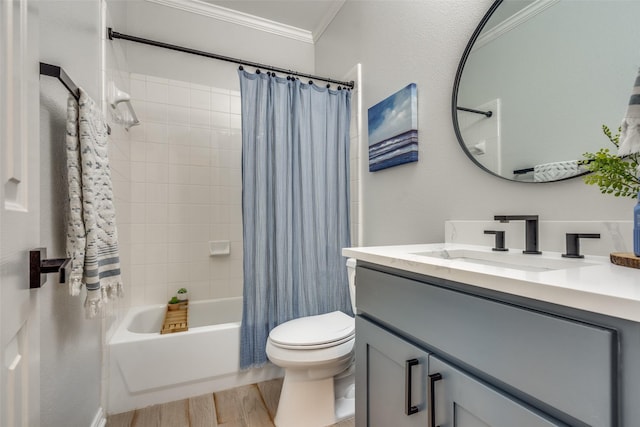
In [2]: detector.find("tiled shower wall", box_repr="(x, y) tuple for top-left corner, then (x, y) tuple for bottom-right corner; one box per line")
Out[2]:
(128, 73), (243, 306)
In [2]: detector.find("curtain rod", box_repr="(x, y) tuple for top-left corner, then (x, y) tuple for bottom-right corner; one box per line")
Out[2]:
(40, 62), (112, 135)
(107, 28), (355, 89)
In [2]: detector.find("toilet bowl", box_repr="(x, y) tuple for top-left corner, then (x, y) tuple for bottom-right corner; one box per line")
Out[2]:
(266, 258), (357, 427)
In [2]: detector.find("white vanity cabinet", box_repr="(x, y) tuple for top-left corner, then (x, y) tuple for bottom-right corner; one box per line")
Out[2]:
(354, 263), (619, 427)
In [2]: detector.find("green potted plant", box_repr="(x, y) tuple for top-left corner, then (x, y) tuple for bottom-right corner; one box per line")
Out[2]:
(582, 125), (640, 198)
(177, 287), (188, 301)
(582, 125), (640, 260)
(168, 296), (181, 310)
(586, 69), (640, 260)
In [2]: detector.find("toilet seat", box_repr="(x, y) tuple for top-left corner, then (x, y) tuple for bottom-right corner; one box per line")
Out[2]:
(269, 311), (355, 350)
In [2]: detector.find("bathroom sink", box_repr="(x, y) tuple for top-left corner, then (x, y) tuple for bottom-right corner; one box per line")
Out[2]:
(411, 249), (598, 272)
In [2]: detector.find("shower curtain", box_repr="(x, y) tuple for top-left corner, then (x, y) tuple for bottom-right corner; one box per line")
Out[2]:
(238, 69), (352, 369)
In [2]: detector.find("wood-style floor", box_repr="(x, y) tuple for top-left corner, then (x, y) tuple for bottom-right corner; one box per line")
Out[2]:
(106, 378), (355, 427)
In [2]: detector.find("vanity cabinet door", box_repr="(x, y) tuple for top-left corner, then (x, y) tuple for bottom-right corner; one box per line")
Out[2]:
(429, 355), (567, 427)
(355, 316), (430, 427)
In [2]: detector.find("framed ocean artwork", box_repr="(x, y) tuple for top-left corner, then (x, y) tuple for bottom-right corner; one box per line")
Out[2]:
(368, 83), (418, 172)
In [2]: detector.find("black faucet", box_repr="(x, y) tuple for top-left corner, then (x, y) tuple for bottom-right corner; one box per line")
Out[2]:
(484, 230), (508, 251)
(494, 215), (541, 254)
(562, 233), (600, 258)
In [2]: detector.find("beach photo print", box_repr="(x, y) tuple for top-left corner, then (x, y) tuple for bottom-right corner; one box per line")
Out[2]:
(368, 83), (418, 172)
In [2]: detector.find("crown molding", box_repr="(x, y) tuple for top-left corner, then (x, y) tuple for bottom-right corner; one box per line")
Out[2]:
(473, 0), (560, 51)
(312, 0), (346, 43)
(145, 0), (314, 44)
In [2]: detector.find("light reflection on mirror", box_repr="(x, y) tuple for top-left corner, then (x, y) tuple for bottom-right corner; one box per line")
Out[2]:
(453, 0), (640, 182)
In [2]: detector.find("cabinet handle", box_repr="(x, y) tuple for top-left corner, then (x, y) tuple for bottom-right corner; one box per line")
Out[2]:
(405, 359), (420, 415)
(428, 372), (442, 427)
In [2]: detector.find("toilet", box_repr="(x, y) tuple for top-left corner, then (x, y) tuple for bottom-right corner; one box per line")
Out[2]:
(266, 258), (357, 427)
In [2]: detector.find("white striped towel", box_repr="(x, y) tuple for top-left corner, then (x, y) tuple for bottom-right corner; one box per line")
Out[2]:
(619, 68), (640, 156)
(533, 160), (583, 182)
(66, 89), (123, 318)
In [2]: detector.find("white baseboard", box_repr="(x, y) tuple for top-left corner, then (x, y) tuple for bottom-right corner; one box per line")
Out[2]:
(90, 407), (107, 427)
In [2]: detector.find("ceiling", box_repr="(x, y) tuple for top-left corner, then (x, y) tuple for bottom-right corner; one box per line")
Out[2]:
(201, 0), (345, 40)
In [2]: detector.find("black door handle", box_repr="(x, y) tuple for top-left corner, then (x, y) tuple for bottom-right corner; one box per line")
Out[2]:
(428, 372), (442, 427)
(405, 359), (419, 415)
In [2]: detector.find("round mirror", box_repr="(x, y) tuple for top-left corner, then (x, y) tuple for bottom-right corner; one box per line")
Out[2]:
(452, 0), (640, 182)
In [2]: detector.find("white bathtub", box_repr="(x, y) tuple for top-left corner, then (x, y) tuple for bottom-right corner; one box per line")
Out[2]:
(107, 297), (282, 414)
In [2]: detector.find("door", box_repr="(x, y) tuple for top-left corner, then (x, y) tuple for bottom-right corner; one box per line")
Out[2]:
(1, 0), (41, 426)
(355, 316), (430, 427)
(429, 355), (566, 427)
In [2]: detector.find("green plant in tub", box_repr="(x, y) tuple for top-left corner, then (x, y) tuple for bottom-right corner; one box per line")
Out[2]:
(169, 296), (180, 304)
(177, 288), (187, 294)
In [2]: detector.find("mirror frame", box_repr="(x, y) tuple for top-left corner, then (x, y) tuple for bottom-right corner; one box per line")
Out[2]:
(451, 0), (589, 183)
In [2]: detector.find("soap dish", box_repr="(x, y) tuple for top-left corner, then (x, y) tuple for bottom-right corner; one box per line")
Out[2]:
(209, 240), (230, 256)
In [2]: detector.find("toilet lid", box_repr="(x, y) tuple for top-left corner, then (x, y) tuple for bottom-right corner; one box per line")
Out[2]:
(269, 311), (355, 349)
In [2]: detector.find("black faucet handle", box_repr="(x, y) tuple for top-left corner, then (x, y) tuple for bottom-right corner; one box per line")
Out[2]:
(484, 230), (508, 251)
(562, 233), (601, 258)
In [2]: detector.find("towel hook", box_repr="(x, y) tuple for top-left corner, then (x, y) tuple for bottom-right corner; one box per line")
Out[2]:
(30, 248), (71, 289)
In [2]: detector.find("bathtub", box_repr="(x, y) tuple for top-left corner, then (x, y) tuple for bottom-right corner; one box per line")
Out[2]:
(108, 297), (282, 414)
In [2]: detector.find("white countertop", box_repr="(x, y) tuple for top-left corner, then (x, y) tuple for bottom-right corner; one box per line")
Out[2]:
(343, 243), (640, 322)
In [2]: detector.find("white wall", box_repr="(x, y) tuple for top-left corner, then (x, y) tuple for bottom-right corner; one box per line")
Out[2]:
(38, 0), (103, 425)
(105, 0), (133, 299)
(103, 0), (133, 415)
(315, 0), (632, 247)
